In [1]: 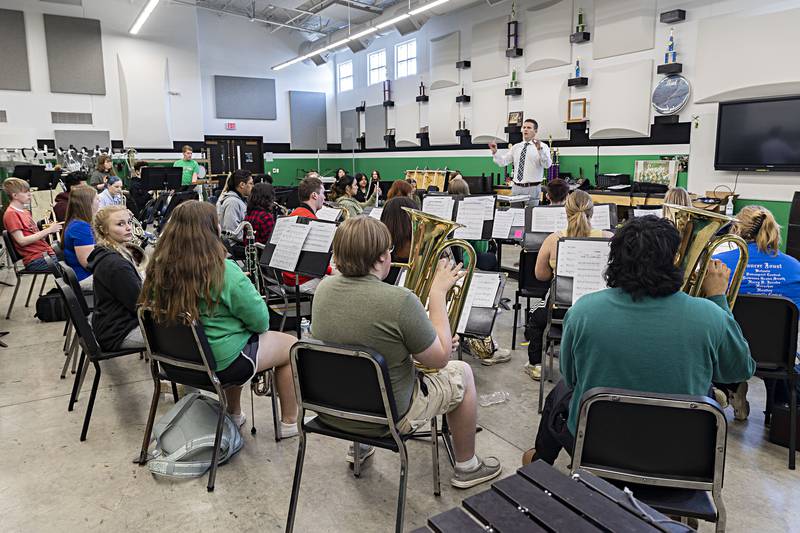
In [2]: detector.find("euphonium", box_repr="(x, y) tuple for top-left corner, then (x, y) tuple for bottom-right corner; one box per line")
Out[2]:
(663, 203), (749, 308)
(393, 207), (476, 335)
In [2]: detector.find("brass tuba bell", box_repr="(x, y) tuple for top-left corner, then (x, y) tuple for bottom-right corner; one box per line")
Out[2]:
(663, 204), (749, 308)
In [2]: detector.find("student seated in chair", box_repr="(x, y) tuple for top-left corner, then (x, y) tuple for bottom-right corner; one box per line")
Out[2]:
(544, 178), (569, 206)
(140, 200), (302, 433)
(523, 216), (756, 465)
(2, 178), (62, 272)
(311, 216), (502, 489)
(218, 169), (254, 259)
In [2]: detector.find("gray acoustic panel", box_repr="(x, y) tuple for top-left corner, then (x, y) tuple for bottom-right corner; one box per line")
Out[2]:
(289, 91), (327, 150)
(340, 110), (359, 151)
(214, 75), (277, 120)
(365, 105), (386, 149)
(41, 0), (83, 5)
(54, 130), (111, 151)
(44, 14), (106, 95)
(0, 9), (31, 91)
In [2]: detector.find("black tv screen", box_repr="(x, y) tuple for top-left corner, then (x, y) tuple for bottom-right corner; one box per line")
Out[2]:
(715, 96), (800, 171)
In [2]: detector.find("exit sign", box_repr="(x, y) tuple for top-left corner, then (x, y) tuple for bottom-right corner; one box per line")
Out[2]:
(225, 122), (236, 130)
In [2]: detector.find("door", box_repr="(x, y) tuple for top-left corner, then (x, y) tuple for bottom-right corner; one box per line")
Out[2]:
(204, 136), (264, 175)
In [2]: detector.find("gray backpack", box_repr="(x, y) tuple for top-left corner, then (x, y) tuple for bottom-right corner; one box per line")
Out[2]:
(146, 392), (243, 478)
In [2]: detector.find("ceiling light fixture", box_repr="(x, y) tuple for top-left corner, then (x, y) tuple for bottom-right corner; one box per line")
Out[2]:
(129, 0), (161, 35)
(409, 0), (450, 16)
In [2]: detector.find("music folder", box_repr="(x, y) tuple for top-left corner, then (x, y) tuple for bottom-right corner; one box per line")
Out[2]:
(260, 216), (336, 278)
(553, 237), (611, 308)
(458, 271), (507, 338)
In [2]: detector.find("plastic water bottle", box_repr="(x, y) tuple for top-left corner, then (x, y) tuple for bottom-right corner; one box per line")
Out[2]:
(479, 391), (510, 407)
(300, 318), (312, 340)
(725, 196), (734, 216)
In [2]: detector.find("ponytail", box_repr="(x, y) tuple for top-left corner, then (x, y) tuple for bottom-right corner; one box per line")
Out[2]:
(564, 189), (593, 238)
(736, 205), (781, 255)
(331, 175), (353, 200)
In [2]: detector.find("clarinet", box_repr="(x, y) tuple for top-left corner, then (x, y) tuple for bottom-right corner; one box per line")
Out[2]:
(231, 221), (261, 296)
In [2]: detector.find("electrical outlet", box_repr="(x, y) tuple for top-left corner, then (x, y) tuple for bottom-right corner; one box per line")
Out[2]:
(272, 168), (279, 173)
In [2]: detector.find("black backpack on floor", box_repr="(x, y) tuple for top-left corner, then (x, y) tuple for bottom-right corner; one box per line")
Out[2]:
(35, 288), (67, 322)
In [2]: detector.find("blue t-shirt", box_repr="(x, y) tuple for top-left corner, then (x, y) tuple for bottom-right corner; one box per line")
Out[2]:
(715, 242), (800, 310)
(63, 220), (94, 281)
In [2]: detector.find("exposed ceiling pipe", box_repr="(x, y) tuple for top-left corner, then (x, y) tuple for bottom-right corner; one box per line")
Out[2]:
(172, 0), (328, 36)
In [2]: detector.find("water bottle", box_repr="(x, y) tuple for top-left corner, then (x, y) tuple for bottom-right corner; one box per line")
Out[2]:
(725, 195), (734, 217)
(300, 318), (312, 340)
(479, 391), (510, 407)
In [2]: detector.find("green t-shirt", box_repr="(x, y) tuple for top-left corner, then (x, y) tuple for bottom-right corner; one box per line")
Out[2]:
(173, 159), (200, 186)
(200, 260), (269, 371)
(560, 288), (756, 435)
(311, 274), (437, 436)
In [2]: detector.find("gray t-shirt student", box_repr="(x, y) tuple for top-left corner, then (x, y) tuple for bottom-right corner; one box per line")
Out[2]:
(311, 274), (437, 436)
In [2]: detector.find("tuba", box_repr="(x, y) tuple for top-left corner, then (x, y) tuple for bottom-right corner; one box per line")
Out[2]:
(663, 204), (749, 308)
(393, 208), (476, 335)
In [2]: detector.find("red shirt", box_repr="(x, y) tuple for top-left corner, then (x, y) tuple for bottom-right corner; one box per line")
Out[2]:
(282, 204), (332, 286)
(244, 208), (275, 245)
(3, 206), (54, 265)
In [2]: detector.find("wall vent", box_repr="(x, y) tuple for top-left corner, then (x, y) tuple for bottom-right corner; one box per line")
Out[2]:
(51, 111), (93, 125)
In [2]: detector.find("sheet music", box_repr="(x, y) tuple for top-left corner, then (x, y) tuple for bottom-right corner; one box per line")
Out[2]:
(368, 207), (384, 220)
(500, 195), (531, 203)
(301, 221), (336, 253)
(464, 196), (495, 220)
(491, 209), (515, 238)
(456, 291), (476, 335)
(453, 201), (485, 240)
(316, 206), (341, 222)
(422, 196), (454, 220)
(510, 208), (526, 227)
(269, 216), (298, 244)
(269, 223), (311, 272)
(633, 208), (663, 218)
(468, 273), (501, 308)
(530, 206), (568, 233)
(590, 204), (612, 229)
(556, 239), (610, 303)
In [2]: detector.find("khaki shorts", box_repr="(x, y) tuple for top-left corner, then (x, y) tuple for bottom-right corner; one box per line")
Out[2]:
(397, 360), (468, 434)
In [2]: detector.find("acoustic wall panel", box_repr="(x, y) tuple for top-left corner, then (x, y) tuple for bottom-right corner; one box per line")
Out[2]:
(289, 91), (327, 150)
(589, 59), (653, 139)
(522, 73), (569, 141)
(214, 75), (277, 120)
(43, 14), (106, 95)
(471, 16), (508, 82)
(428, 86), (459, 145)
(0, 9), (31, 91)
(340, 110), (358, 151)
(429, 31), (460, 90)
(593, 0), (656, 60)
(365, 105), (386, 149)
(524, 0), (572, 72)
(117, 53), (172, 148)
(471, 83), (507, 144)
(395, 102), (420, 147)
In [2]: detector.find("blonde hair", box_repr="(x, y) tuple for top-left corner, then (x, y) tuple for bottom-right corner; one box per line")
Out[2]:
(3, 177), (30, 196)
(93, 205), (136, 264)
(333, 216), (392, 277)
(664, 187), (692, 207)
(565, 189), (594, 238)
(734, 205), (781, 255)
(447, 177), (470, 196)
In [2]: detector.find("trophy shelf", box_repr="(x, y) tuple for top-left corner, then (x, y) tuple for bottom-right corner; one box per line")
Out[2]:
(505, 48), (523, 58)
(383, 100), (395, 107)
(570, 32), (591, 43)
(456, 95), (471, 103)
(415, 95), (429, 103)
(505, 87), (522, 96)
(660, 9), (686, 23)
(568, 77), (588, 87)
(657, 63), (683, 75)
(456, 60), (471, 69)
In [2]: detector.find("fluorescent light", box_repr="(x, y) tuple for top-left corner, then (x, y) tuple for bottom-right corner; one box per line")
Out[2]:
(350, 27), (378, 40)
(409, 0), (450, 16)
(376, 14), (410, 29)
(129, 0), (161, 35)
(322, 37), (352, 51)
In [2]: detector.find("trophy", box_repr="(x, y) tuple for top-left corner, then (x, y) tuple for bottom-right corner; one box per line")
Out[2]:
(419, 79), (426, 96)
(510, 69), (518, 88)
(575, 57), (581, 78)
(576, 7), (585, 33)
(383, 80), (391, 101)
(664, 27), (677, 63)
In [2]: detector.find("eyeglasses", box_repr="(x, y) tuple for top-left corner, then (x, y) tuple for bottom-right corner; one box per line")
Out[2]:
(387, 246), (395, 254)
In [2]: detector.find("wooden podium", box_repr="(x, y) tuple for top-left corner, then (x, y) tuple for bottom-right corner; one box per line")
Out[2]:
(406, 169), (447, 191)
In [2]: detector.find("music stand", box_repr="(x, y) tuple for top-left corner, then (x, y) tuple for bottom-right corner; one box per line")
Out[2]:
(140, 167), (183, 191)
(452, 195), (496, 240)
(459, 271), (507, 340)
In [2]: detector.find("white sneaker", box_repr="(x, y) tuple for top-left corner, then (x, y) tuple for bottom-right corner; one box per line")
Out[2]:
(280, 415), (316, 438)
(230, 412), (246, 428)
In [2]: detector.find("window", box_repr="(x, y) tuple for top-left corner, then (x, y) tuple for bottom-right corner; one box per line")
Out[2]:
(337, 60), (353, 92)
(368, 49), (387, 86)
(395, 39), (417, 79)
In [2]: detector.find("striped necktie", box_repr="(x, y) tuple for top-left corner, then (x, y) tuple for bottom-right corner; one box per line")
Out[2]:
(515, 142), (529, 183)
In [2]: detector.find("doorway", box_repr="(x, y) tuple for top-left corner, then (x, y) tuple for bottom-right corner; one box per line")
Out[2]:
(205, 136), (264, 175)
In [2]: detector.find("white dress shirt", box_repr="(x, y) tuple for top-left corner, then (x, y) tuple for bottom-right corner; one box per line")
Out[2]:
(492, 141), (552, 184)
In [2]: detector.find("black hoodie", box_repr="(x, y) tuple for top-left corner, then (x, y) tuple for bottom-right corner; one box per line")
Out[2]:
(87, 246), (142, 351)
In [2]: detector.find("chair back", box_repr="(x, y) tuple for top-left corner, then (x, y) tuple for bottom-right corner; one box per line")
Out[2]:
(54, 279), (101, 358)
(43, 253), (62, 279)
(290, 340), (400, 430)
(733, 294), (798, 371)
(572, 387), (726, 492)
(59, 261), (89, 316)
(138, 308), (220, 388)
(2, 230), (23, 266)
(517, 249), (549, 296)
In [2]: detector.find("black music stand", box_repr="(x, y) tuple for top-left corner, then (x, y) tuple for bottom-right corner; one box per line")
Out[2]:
(459, 271), (507, 342)
(140, 166), (183, 191)
(451, 195), (496, 240)
(259, 216), (336, 338)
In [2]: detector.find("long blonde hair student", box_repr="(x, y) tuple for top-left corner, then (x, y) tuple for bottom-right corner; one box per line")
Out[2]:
(564, 189), (594, 238)
(93, 205), (137, 264)
(734, 205), (782, 256)
(664, 187), (692, 207)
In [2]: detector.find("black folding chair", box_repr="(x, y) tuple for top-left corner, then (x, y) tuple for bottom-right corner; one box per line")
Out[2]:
(732, 294), (798, 470)
(58, 261), (94, 378)
(41, 255), (73, 375)
(572, 387), (728, 532)
(511, 247), (550, 349)
(261, 265), (312, 333)
(2, 230), (49, 319)
(137, 308), (276, 491)
(286, 340), (442, 533)
(54, 280), (144, 441)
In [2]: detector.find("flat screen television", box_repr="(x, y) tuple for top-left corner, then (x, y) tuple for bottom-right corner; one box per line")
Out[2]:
(715, 96), (800, 172)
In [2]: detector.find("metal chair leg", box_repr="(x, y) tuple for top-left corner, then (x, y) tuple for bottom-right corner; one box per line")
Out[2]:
(68, 350), (87, 411)
(353, 440), (362, 478)
(431, 416), (441, 496)
(285, 432), (308, 533)
(511, 293), (520, 349)
(60, 339), (74, 379)
(171, 381), (179, 403)
(271, 370), (281, 441)
(139, 366), (162, 464)
(713, 485), (727, 533)
(206, 407), (226, 492)
(38, 273), (47, 296)
(79, 362), (101, 441)
(790, 380), (796, 470)
(395, 443), (409, 533)
(25, 274), (38, 307)
(249, 383), (257, 436)
(74, 354), (90, 403)
(62, 320), (71, 351)
(5, 275), (21, 319)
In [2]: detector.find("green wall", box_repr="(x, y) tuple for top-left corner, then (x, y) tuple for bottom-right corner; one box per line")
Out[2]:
(734, 198), (791, 251)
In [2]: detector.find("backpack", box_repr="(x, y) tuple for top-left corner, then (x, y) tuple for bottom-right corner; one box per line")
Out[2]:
(146, 392), (243, 478)
(35, 288), (68, 322)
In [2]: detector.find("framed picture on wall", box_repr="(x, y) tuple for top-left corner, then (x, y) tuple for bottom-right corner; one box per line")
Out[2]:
(567, 98), (587, 122)
(507, 111), (523, 126)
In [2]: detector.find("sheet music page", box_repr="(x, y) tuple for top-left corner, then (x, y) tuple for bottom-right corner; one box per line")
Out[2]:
(301, 220), (336, 253)
(556, 240), (611, 302)
(633, 208), (663, 218)
(456, 291), (476, 335)
(269, 216), (298, 244)
(368, 207), (384, 220)
(502, 195), (530, 203)
(453, 201), (485, 240)
(468, 272), (501, 308)
(269, 223), (311, 271)
(491, 210), (515, 238)
(422, 196), (454, 220)
(530, 206), (568, 233)
(316, 206), (341, 222)
(510, 208), (526, 227)
(590, 204), (612, 229)
(464, 196), (495, 220)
